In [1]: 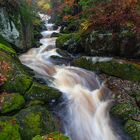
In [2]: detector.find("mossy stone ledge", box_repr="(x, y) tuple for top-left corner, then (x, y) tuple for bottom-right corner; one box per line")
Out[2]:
(0, 93), (25, 114)
(15, 105), (57, 140)
(56, 33), (82, 53)
(73, 57), (140, 82)
(25, 82), (62, 103)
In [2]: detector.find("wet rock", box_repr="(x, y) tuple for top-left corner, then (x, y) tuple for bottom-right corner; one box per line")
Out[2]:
(56, 33), (83, 54)
(26, 100), (45, 108)
(81, 30), (140, 58)
(73, 57), (140, 82)
(73, 56), (140, 139)
(111, 103), (139, 120)
(25, 82), (61, 103)
(51, 32), (61, 37)
(0, 93), (25, 114)
(15, 105), (57, 140)
(50, 49), (73, 65)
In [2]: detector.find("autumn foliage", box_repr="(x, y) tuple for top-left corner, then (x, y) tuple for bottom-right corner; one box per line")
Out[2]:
(0, 61), (11, 86)
(54, 0), (140, 33)
(89, 0), (140, 32)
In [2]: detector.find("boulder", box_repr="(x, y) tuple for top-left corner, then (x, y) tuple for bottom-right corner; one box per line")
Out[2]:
(125, 120), (140, 140)
(0, 105), (58, 140)
(0, 93), (25, 114)
(73, 57), (140, 82)
(0, 119), (21, 140)
(56, 33), (83, 53)
(25, 82), (61, 103)
(0, 49), (32, 94)
(73, 56), (140, 140)
(111, 103), (139, 121)
(15, 105), (57, 140)
(81, 30), (140, 58)
(0, 6), (33, 51)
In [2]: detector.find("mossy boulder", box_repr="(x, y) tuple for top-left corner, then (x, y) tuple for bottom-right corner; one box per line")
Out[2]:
(32, 135), (43, 140)
(111, 103), (140, 120)
(50, 49), (73, 65)
(0, 120), (21, 140)
(25, 82), (61, 103)
(51, 32), (62, 38)
(56, 33), (83, 53)
(15, 105), (57, 140)
(124, 120), (140, 140)
(0, 93), (25, 114)
(81, 30), (140, 58)
(0, 50), (33, 94)
(32, 132), (70, 140)
(73, 57), (140, 82)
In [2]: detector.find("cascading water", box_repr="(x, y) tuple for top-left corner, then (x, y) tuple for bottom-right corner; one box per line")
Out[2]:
(19, 14), (123, 140)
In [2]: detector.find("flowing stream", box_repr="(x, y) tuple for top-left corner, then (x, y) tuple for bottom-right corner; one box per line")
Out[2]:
(19, 14), (122, 140)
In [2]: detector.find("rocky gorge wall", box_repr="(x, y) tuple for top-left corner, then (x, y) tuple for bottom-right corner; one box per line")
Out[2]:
(0, 0), (34, 51)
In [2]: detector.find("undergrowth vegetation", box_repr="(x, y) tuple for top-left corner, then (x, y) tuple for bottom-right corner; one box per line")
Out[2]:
(51, 0), (140, 34)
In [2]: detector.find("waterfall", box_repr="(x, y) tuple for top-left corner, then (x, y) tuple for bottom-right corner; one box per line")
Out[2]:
(19, 13), (121, 140)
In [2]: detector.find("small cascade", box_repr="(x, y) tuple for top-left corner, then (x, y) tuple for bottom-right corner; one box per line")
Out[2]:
(19, 13), (122, 140)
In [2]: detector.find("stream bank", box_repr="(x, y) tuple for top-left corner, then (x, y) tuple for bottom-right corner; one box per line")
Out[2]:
(0, 0), (140, 140)
(0, 1), (69, 139)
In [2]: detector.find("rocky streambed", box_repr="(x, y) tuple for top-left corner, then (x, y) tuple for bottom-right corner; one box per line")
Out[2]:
(0, 12), (140, 140)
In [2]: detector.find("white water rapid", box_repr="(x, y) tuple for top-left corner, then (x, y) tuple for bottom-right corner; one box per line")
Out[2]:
(19, 14), (122, 140)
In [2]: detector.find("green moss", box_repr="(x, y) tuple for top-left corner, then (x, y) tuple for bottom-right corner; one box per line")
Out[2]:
(27, 100), (45, 107)
(73, 57), (93, 71)
(0, 93), (25, 114)
(73, 57), (140, 82)
(56, 34), (71, 48)
(120, 31), (135, 38)
(19, 0), (34, 23)
(47, 132), (70, 140)
(111, 103), (139, 120)
(25, 113), (42, 137)
(0, 121), (21, 140)
(0, 43), (16, 54)
(3, 73), (32, 94)
(0, 35), (12, 47)
(56, 33), (81, 50)
(25, 82), (61, 102)
(32, 135), (43, 140)
(125, 120), (140, 140)
(0, 50), (33, 94)
(15, 105), (57, 140)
